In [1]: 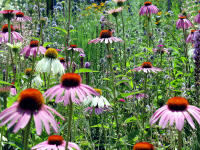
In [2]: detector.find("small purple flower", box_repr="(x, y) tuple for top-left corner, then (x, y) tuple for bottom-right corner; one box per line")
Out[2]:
(176, 15), (193, 29)
(139, 1), (159, 16)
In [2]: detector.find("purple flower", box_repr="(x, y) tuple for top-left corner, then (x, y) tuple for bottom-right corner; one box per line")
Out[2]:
(139, 1), (159, 16)
(176, 15), (193, 29)
(194, 11), (200, 24)
(132, 62), (162, 73)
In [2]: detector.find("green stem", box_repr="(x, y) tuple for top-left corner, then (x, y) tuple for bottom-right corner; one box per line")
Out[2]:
(65, 100), (73, 150)
(120, 11), (126, 68)
(178, 130), (182, 150)
(23, 117), (32, 150)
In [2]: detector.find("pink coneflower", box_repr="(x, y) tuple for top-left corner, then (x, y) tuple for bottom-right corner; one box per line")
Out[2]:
(59, 57), (67, 69)
(10, 82), (17, 96)
(153, 45), (169, 54)
(194, 10), (200, 24)
(0, 89), (65, 135)
(139, 1), (159, 16)
(67, 45), (84, 53)
(150, 97), (200, 131)
(0, 24), (23, 44)
(132, 62), (162, 73)
(107, 7), (123, 17)
(14, 12), (32, 22)
(88, 29), (123, 44)
(44, 73), (99, 106)
(85, 106), (110, 115)
(0, 10), (19, 19)
(176, 15), (193, 29)
(133, 142), (154, 150)
(186, 30), (196, 43)
(31, 135), (80, 150)
(113, 0), (127, 6)
(20, 40), (46, 57)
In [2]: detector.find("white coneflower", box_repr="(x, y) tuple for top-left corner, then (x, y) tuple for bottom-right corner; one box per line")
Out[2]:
(84, 89), (111, 108)
(36, 48), (65, 75)
(6, 42), (22, 53)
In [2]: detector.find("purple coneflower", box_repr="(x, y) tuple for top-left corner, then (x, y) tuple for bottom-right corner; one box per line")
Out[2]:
(139, 1), (159, 16)
(31, 135), (80, 150)
(194, 10), (200, 24)
(88, 29), (123, 44)
(0, 88), (65, 135)
(20, 40), (46, 57)
(44, 73), (99, 106)
(85, 107), (110, 115)
(186, 30), (196, 43)
(132, 62), (162, 73)
(107, 7), (123, 17)
(0, 24), (23, 43)
(153, 45), (169, 54)
(14, 12), (32, 22)
(176, 15), (193, 29)
(59, 57), (67, 69)
(150, 97), (200, 131)
(113, 0), (127, 6)
(0, 10), (19, 19)
(133, 142), (154, 150)
(67, 45), (84, 53)
(10, 82), (17, 96)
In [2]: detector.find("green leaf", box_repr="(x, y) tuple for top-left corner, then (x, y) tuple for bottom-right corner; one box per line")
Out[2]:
(31, 37), (40, 41)
(43, 42), (53, 47)
(0, 81), (12, 85)
(102, 78), (110, 81)
(120, 91), (144, 98)
(116, 80), (129, 86)
(75, 68), (99, 73)
(125, 116), (137, 123)
(91, 124), (109, 129)
(52, 27), (68, 35)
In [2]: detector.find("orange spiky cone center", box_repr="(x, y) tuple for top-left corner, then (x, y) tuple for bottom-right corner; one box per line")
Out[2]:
(141, 62), (152, 68)
(179, 16), (186, 19)
(30, 40), (39, 47)
(45, 48), (58, 59)
(48, 135), (64, 146)
(70, 44), (77, 48)
(167, 97), (189, 111)
(133, 142), (154, 150)
(18, 88), (44, 111)
(144, 1), (152, 6)
(16, 12), (24, 17)
(2, 24), (14, 32)
(61, 73), (82, 88)
(100, 30), (112, 38)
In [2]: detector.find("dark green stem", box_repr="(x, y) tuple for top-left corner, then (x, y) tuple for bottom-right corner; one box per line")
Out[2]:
(65, 100), (73, 150)
(120, 11), (126, 68)
(178, 130), (182, 150)
(23, 117), (32, 150)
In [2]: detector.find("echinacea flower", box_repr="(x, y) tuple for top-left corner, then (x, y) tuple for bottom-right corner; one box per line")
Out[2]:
(107, 7), (123, 17)
(67, 45), (84, 53)
(85, 107), (108, 115)
(20, 40), (46, 57)
(0, 88), (65, 135)
(0, 24), (23, 44)
(88, 29), (123, 44)
(176, 15), (193, 29)
(186, 30), (196, 43)
(7, 42), (22, 53)
(139, 1), (159, 16)
(24, 68), (43, 87)
(133, 142), (154, 150)
(59, 57), (67, 69)
(44, 73), (99, 106)
(194, 10), (200, 24)
(119, 99), (125, 102)
(10, 83), (17, 96)
(0, 10), (19, 20)
(113, 0), (126, 6)
(152, 45), (169, 54)
(35, 48), (65, 75)
(150, 97), (200, 131)
(84, 89), (111, 108)
(132, 62), (162, 73)
(14, 11), (32, 22)
(31, 135), (80, 150)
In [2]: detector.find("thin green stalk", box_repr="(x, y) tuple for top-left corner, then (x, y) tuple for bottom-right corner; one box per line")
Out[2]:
(65, 100), (73, 150)
(120, 11), (126, 67)
(178, 130), (182, 150)
(23, 117), (32, 150)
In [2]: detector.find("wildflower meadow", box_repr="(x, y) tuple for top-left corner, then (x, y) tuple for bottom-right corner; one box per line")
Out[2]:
(0, 0), (200, 149)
